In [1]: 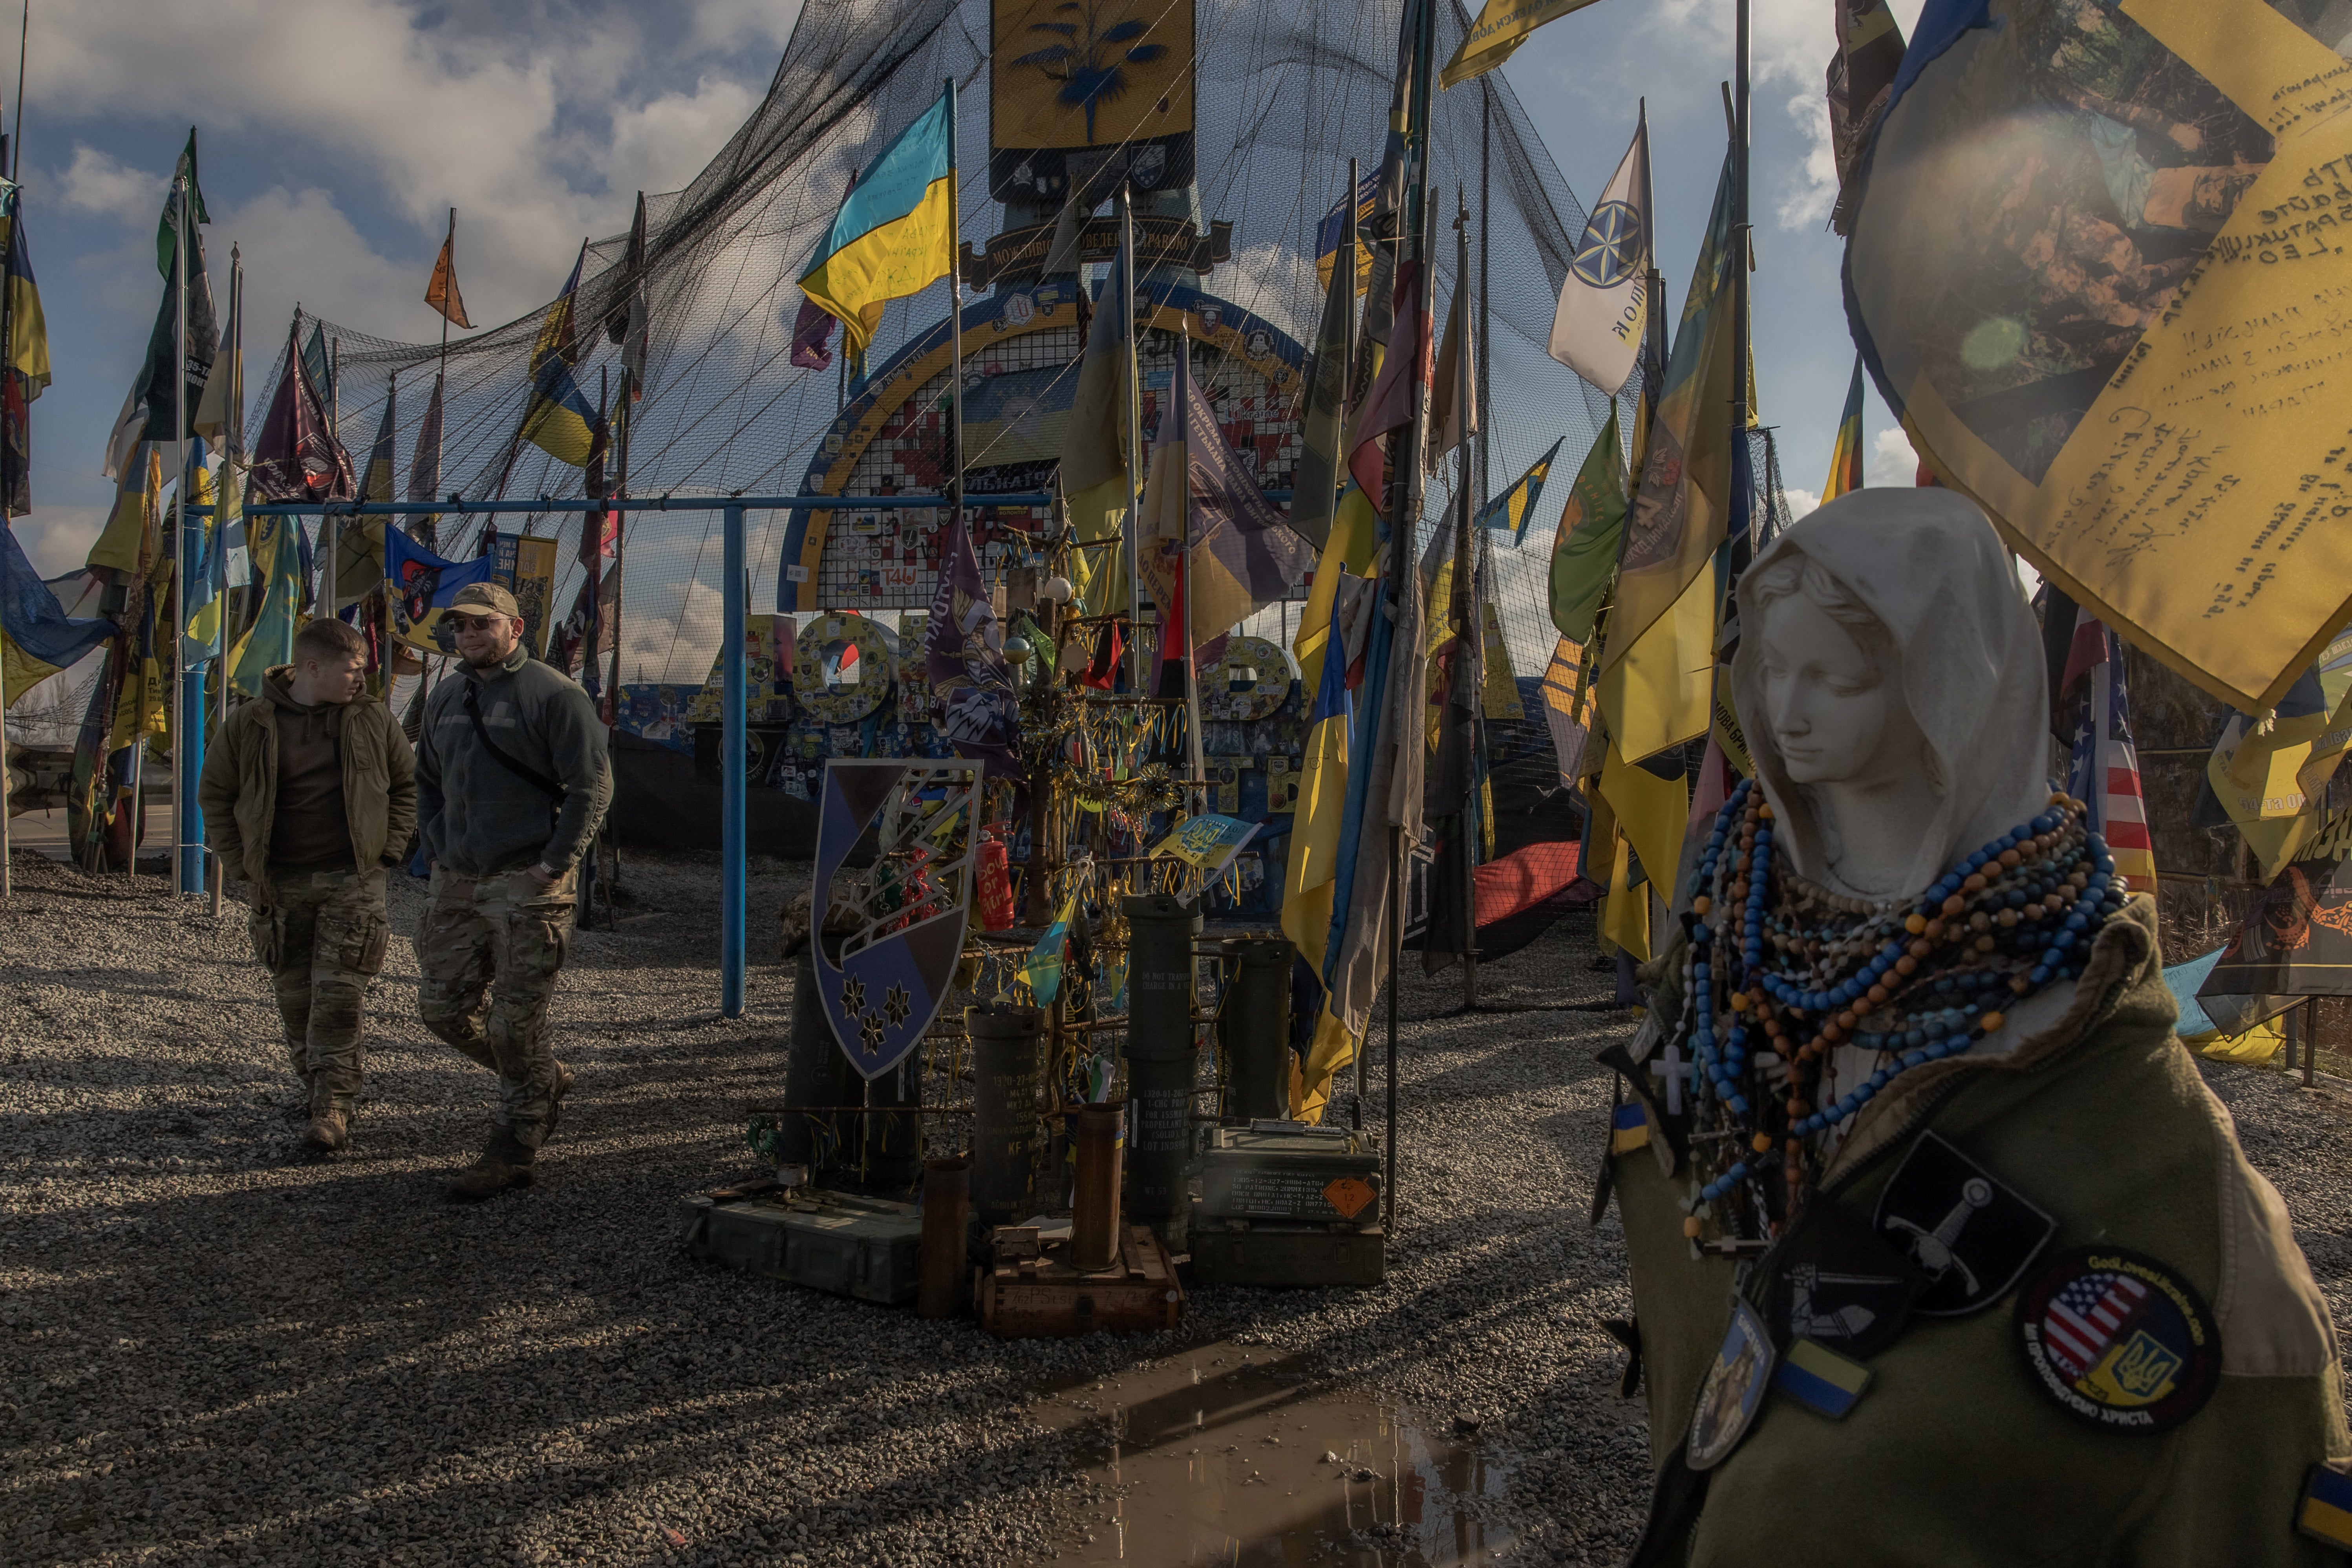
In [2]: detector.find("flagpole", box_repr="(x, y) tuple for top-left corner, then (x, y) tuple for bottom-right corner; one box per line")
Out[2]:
(1454, 189), (1477, 1010)
(1119, 183), (1144, 696)
(212, 248), (239, 918)
(0, 122), (15, 900)
(172, 169), (193, 897)
(605, 364), (632, 928)
(1178, 324), (1205, 812)
(1386, 0), (1438, 1231)
(946, 76), (966, 651)
(324, 329), (339, 622)
(1732, 0), (1750, 465)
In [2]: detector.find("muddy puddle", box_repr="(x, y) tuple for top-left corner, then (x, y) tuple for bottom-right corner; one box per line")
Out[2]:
(1024, 1340), (1521, 1565)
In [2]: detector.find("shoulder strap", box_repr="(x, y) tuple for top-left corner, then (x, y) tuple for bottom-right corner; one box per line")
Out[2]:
(462, 679), (567, 801)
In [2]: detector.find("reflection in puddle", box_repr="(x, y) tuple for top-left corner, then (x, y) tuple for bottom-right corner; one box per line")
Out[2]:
(1026, 1341), (1520, 1565)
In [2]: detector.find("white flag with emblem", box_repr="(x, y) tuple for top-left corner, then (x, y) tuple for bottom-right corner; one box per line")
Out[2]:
(1547, 106), (1651, 397)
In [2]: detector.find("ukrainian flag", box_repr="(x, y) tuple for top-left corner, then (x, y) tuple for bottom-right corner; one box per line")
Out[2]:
(0, 182), (49, 397)
(1474, 437), (1561, 545)
(519, 246), (603, 468)
(798, 88), (956, 357)
(1823, 353), (1864, 502)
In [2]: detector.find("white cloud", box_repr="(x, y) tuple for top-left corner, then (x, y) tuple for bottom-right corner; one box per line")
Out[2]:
(602, 75), (768, 204)
(1782, 484), (1821, 520)
(1776, 87), (1838, 231)
(56, 145), (162, 225)
(12, 503), (109, 577)
(23, 0), (796, 338)
(212, 186), (415, 369)
(1867, 425), (1919, 487)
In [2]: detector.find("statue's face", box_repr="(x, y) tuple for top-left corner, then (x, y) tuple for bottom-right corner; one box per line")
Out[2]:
(1756, 595), (1890, 786)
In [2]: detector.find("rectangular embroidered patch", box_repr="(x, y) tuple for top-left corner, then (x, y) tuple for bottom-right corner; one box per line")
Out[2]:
(1610, 1102), (1650, 1155)
(2298, 1466), (2352, 1549)
(1773, 1336), (1873, 1420)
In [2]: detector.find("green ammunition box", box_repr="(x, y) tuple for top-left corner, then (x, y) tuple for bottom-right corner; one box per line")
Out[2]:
(678, 1187), (924, 1305)
(1195, 1121), (1383, 1225)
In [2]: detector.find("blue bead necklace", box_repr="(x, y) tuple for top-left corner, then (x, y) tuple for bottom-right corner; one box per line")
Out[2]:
(1670, 778), (2126, 1234)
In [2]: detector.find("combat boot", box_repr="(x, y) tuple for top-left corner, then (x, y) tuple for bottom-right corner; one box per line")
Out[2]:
(444, 1128), (535, 1202)
(543, 1063), (576, 1141)
(303, 1106), (349, 1153)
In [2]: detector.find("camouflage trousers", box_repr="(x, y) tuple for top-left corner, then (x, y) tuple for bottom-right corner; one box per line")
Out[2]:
(248, 865), (392, 1114)
(416, 865), (576, 1148)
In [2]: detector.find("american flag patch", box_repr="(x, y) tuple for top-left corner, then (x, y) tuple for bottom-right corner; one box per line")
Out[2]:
(2040, 1269), (2151, 1381)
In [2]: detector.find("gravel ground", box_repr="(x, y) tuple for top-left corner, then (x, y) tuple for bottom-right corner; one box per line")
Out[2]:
(4, 846), (2350, 1567)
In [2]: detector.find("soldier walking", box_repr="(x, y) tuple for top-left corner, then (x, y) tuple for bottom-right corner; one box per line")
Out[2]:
(199, 617), (416, 1152)
(414, 582), (611, 1201)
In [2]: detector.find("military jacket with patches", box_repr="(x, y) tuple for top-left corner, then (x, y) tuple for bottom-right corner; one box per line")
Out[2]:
(1610, 902), (2348, 1566)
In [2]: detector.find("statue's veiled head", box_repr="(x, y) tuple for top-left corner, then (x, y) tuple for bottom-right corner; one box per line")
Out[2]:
(1730, 489), (2050, 901)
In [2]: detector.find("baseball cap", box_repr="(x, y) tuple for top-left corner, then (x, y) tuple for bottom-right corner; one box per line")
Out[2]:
(449, 583), (521, 618)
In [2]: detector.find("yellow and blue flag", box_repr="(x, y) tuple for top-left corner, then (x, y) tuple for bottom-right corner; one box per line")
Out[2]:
(1774, 1337), (1873, 1420)
(798, 87), (956, 357)
(1022, 892), (1079, 1006)
(1, 183), (48, 399)
(1474, 437), (1561, 545)
(2, 519), (111, 705)
(1823, 353), (1864, 502)
(1313, 168), (1378, 298)
(518, 245), (604, 468)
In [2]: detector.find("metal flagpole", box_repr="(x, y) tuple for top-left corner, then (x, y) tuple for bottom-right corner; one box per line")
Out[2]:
(1733, 0), (1750, 456)
(1454, 190), (1476, 1010)
(0, 110), (14, 901)
(172, 170), (194, 896)
(1178, 324), (1205, 808)
(212, 248), (240, 918)
(325, 334), (340, 622)
(947, 75), (966, 625)
(1119, 183), (1144, 695)
(721, 500), (745, 1017)
(1386, 0), (1437, 1232)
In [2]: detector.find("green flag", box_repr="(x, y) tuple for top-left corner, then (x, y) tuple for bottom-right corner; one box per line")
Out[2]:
(1547, 402), (1627, 644)
(155, 128), (210, 279)
(1290, 175), (1361, 551)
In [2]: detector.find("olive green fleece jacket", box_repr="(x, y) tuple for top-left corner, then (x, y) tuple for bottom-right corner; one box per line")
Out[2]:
(1611, 901), (2348, 1566)
(415, 646), (611, 877)
(196, 666), (417, 886)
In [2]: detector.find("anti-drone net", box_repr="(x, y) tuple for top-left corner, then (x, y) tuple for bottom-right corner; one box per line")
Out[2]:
(254, 0), (1792, 781)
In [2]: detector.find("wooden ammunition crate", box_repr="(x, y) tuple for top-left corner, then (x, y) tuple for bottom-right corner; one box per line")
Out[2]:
(1188, 1213), (1388, 1287)
(977, 1224), (1184, 1338)
(678, 1187), (923, 1305)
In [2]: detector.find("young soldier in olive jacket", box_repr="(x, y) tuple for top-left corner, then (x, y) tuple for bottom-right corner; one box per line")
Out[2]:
(413, 582), (612, 1201)
(198, 617), (417, 1151)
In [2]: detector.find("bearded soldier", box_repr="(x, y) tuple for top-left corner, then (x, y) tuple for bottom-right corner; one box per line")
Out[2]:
(413, 582), (611, 1201)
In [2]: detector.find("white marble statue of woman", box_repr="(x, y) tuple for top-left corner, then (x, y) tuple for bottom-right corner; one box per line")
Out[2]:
(1605, 489), (2346, 1567)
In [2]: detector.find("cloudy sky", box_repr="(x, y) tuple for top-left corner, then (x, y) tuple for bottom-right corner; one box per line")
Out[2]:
(8, 0), (1922, 581)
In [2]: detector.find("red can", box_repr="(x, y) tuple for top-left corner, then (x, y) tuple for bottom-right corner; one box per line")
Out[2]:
(975, 835), (1016, 931)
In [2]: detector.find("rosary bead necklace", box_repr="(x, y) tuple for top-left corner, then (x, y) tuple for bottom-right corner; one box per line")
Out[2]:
(1670, 777), (2127, 1235)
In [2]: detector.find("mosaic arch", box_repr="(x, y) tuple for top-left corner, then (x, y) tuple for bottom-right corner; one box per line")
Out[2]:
(778, 277), (1308, 615)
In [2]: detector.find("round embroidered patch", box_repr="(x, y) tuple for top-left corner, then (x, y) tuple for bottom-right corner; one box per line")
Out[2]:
(2014, 1246), (2218, 1433)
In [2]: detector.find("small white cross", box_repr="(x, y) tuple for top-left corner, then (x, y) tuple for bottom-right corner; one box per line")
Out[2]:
(1650, 1043), (1686, 1116)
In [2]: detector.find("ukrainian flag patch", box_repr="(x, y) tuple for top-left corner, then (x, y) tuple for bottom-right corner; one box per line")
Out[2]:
(1772, 1337), (1873, 1420)
(2298, 1464), (2352, 1549)
(1610, 1101), (1650, 1155)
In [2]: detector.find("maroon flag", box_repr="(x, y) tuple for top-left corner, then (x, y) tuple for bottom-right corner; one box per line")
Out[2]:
(790, 295), (836, 372)
(1344, 258), (1428, 516)
(247, 320), (353, 503)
